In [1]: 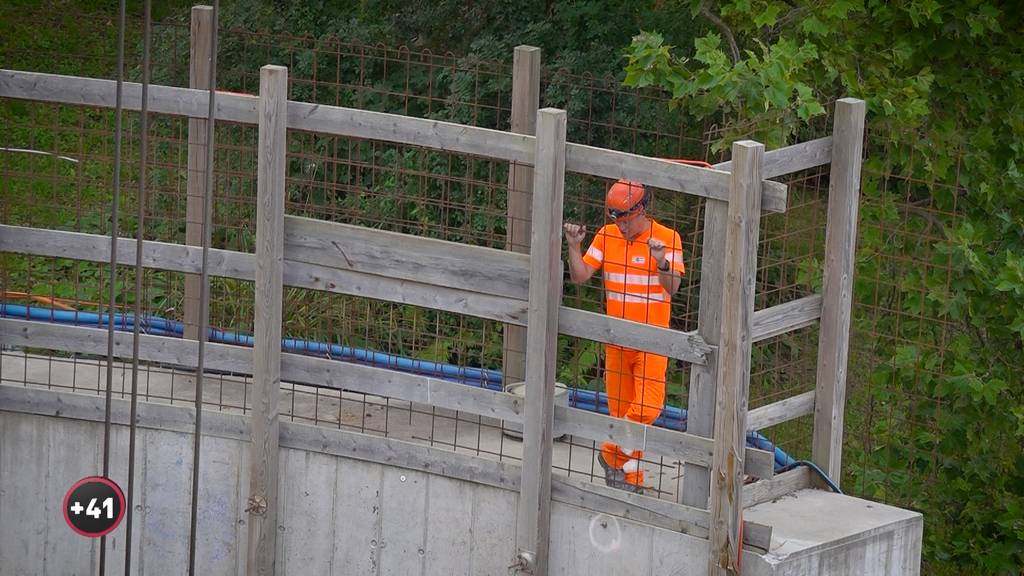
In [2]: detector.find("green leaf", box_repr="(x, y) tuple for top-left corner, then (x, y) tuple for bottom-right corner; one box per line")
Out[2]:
(800, 16), (829, 36)
(753, 4), (781, 28)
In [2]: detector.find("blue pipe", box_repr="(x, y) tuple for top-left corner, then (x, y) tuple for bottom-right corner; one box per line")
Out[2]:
(0, 304), (502, 385)
(3, 303), (796, 471)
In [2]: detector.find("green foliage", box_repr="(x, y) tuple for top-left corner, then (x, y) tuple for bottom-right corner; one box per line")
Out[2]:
(624, 1), (1024, 572)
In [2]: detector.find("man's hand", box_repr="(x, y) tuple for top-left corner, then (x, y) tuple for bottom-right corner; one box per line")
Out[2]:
(648, 237), (667, 267)
(563, 223), (586, 247)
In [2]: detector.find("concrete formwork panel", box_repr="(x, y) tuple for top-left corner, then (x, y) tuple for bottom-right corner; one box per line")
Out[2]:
(0, 399), (707, 576)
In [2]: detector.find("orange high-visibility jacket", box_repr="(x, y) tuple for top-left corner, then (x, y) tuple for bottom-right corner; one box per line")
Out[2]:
(582, 221), (685, 328)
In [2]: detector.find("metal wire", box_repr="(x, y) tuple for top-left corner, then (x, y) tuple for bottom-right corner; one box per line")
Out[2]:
(188, 1), (218, 573)
(0, 20), (966, 511)
(122, 0), (151, 572)
(99, 0), (126, 573)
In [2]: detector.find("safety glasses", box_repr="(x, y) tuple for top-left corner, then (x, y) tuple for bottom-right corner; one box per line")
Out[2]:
(607, 203), (644, 222)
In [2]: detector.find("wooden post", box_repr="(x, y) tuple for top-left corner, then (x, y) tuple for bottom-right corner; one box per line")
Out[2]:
(680, 198), (728, 509)
(183, 5), (213, 340)
(246, 64), (287, 576)
(514, 108), (566, 575)
(812, 98), (866, 486)
(709, 140), (763, 575)
(502, 45), (541, 387)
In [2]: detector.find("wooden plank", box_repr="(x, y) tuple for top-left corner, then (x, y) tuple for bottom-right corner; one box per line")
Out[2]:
(0, 225), (528, 325)
(379, 468), (428, 576)
(285, 258), (529, 324)
(742, 466), (812, 508)
(0, 318), (250, 380)
(2, 222), (717, 360)
(559, 307), (711, 365)
(565, 142), (787, 212)
(553, 404), (775, 477)
(0, 69), (259, 123)
(503, 45), (541, 387)
(0, 68), (792, 211)
(0, 318), (523, 426)
(247, 65), (287, 576)
(284, 215), (530, 301)
(0, 224), (256, 279)
(0, 69), (532, 164)
(751, 294), (823, 343)
(515, 108), (566, 575)
(681, 198), (729, 509)
(709, 140), (764, 576)
(0, 379), (250, 441)
(740, 521), (774, 555)
(332, 459), (383, 576)
(279, 351), (522, 422)
(0, 316), (768, 477)
(714, 136), (833, 179)
(424, 475), (474, 575)
(278, 449), (338, 575)
(747, 390), (815, 432)
(551, 473), (710, 537)
(813, 98), (866, 486)
(286, 99), (533, 164)
(183, 5), (213, 340)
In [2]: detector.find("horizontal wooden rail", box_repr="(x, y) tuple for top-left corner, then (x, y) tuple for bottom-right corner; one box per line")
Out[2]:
(714, 136), (833, 180)
(284, 215), (530, 301)
(0, 319), (771, 474)
(0, 69), (787, 210)
(553, 403), (775, 479)
(565, 143), (788, 213)
(0, 383), (773, 550)
(0, 224), (712, 363)
(558, 307), (711, 365)
(747, 390), (816, 432)
(751, 294), (823, 343)
(742, 466), (813, 508)
(286, 100), (534, 166)
(0, 69), (259, 123)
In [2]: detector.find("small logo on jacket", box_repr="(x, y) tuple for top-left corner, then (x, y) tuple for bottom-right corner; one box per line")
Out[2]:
(631, 255), (646, 264)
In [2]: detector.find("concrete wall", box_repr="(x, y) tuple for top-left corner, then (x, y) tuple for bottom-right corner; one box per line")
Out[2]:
(0, 383), (923, 576)
(0, 391), (708, 576)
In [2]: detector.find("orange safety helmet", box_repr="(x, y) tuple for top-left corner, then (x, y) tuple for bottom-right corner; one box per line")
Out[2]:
(605, 179), (649, 220)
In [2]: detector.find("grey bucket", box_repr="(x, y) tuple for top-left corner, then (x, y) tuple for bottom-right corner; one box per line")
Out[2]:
(502, 382), (569, 441)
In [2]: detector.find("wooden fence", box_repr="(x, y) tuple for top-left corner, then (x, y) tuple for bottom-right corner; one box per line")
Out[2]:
(0, 36), (863, 575)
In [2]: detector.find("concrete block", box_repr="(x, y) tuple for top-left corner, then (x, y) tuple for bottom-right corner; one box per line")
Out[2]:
(743, 489), (923, 576)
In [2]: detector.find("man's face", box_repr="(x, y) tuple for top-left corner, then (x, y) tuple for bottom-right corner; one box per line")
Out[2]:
(610, 205), (646, 238)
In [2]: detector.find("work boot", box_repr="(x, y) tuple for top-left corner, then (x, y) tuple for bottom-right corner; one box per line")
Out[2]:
(598, 455), (644, 495)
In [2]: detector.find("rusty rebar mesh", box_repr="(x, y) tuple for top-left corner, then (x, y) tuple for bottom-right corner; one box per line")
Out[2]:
(1, 24), (962, 506)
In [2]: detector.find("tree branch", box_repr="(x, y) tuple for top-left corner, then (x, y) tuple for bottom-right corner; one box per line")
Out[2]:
(700, 0), (740, 65)
(773, 6), (810, 33)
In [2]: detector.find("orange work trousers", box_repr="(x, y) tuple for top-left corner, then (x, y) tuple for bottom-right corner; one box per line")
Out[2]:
(600, 345), (667, 486)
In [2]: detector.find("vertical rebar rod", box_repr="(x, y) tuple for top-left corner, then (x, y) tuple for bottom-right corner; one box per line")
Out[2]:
(188, 1), (218, 573)
(122, 0), (151, 573)
(99, 0), (127, 573)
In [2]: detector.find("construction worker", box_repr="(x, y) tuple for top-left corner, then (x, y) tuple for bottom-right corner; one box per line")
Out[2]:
(563, 179), (684, 494)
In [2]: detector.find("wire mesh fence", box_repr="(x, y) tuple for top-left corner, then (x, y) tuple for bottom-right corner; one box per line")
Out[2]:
(0, 18), (960, 509)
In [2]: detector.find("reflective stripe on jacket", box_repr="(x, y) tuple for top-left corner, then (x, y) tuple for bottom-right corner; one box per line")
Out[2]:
(581, 220), (684, 327)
